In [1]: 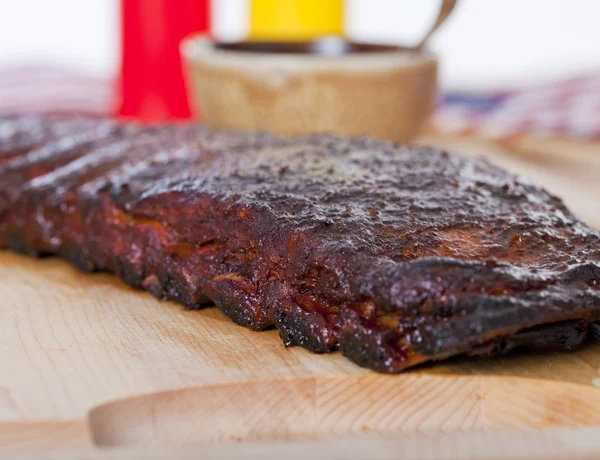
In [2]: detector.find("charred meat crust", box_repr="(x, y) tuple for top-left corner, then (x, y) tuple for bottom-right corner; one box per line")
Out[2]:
(0, 114), (599, 372)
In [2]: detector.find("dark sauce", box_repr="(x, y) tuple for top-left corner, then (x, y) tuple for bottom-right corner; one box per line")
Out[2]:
(214, 38), (409, 57)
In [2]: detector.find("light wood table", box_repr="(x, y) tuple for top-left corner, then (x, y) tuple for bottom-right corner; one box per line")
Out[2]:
(1, 134), (599, 459)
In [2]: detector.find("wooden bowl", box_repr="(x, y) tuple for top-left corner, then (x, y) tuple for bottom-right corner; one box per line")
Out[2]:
(181, 0), (456, 142)
(181, 37), (438, 142)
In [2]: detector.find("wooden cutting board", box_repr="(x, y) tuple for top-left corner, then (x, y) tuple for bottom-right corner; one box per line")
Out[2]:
(1, 136), (599, 458)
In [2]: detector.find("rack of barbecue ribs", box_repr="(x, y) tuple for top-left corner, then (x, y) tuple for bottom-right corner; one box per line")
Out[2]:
(1, 114), (599, 372)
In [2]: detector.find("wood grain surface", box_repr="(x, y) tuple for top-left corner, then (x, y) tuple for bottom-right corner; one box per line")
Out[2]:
(10, 427), (600, 460)
(1, 136), (599, 458)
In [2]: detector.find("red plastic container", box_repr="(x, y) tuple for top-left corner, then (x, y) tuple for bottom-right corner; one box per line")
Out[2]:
(117, 0), (210, 121)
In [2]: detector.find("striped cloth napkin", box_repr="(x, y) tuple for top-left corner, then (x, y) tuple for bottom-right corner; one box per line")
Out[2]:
(431, 74), (600, 141)
(1, 65), (599, 141)
(0, 65), (114, 116)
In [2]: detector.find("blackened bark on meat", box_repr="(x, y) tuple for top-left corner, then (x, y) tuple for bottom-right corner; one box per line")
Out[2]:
(1, 114), (599, 373)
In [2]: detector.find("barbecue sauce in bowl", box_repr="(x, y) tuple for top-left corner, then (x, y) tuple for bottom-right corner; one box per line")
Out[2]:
(214, 38), (411, 57)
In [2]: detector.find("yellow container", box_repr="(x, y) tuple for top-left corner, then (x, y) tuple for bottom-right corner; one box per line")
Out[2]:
(249, 0), (343, 41)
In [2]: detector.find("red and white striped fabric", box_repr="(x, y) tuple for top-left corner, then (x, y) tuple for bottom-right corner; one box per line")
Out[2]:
(0, 65), (115, 116)
(432, 74), (600, 141)
(1, 66), (599, 141)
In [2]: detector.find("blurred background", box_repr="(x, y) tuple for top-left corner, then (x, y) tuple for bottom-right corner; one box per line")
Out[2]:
(0, 0), (599, 141)
(2, 0), (600, 89)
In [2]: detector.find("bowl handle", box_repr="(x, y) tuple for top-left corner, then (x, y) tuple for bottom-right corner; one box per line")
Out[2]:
(416, 0), (457, 49)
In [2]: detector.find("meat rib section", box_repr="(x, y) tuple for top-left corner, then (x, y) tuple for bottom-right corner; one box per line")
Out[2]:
(1, 114), (599, 372)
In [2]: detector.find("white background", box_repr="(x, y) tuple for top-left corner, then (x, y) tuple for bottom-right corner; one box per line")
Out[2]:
(0, 0), (599, 90)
